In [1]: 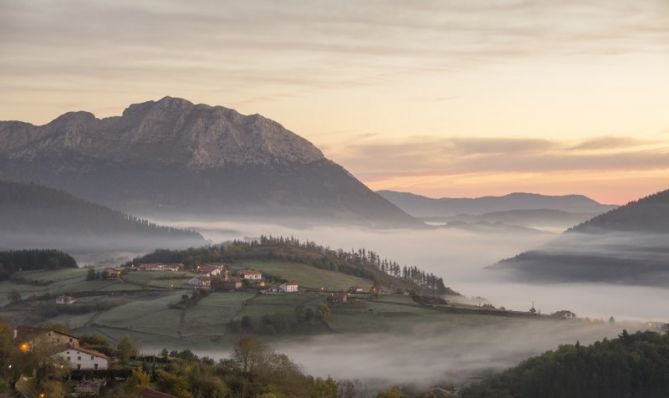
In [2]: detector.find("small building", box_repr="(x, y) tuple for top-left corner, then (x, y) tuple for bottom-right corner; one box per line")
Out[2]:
(238, 269), (262, 280)
(56, 295), (76, 305)
(328, 292), (348, 304)
(188, 276), (212, 289)
(279, 283), (299, 293)
(55, 345), (109, 370)
(222, 278), (242, 291)
(139, 263), (182, 272)
(349, 286), (365, 294)
(102, 267), (122, 279)
(551, 310), (577, 320)
(14, 326), (80, 349)
(196, 264), (226, 278)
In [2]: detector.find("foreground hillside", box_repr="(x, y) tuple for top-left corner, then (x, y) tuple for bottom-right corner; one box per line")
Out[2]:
(0, 179), (205, 252)
(0, 97), (421, 227)
(492, 188), (669, 286)
(460, 330), (669, 398)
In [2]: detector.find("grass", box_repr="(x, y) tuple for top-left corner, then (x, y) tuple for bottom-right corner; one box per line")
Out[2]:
(232, 260), (373, 290)
(181, 292), (255, 337)
(122, 271), (196, 286)
(1, 270), (546, 353)
(92, 291), (186, 338)
(236, 292), (324, 319)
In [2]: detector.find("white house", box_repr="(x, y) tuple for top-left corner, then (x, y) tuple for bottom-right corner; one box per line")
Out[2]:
(55, 345), (109, 370)
(56, 295), (76, 305)
(196, 264), (226, 278)
(238, 269), (262, 280)
(279, 283), (299, 293)
(138, 263), (182, 272)
(188, 276), (212, 289)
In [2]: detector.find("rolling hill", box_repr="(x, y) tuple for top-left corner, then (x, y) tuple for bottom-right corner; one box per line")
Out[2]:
(0, 179), (205, 252)
(0, 97), (421, 227)
(492, 188), (669, 286)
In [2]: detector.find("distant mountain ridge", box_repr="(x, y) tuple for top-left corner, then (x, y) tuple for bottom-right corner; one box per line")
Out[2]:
(493, 188), (669, 286)
(0, 97), (420, 227)
(379, 190), (615, 217)
(0, 179), (205, 252)
(379, 190), (615, 232)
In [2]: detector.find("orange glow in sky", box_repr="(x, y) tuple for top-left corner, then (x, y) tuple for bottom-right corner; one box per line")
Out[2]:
(1, 1), (669, 204)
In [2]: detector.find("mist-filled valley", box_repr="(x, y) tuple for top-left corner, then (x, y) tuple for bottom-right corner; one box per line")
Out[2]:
(150, 218), (669, 322)
(3, 3), (669, 394)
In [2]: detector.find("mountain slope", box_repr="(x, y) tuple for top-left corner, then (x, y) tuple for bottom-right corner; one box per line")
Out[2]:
(0, 179), (205, 251)
(0, 97), (420, 227)
(492, 188), (669, 286)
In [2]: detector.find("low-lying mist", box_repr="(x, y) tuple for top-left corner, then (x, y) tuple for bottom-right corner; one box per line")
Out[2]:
(190, 319), (640, 390)
(154, 218), (669, 322)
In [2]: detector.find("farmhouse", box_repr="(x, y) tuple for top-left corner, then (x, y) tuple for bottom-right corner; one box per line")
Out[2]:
(196, 264), (226, 278)
(55, 345), (109, 370)
(328, 292), (348, 304)
(349, 286), (365, 293)
(551, 310), (577, 320)
(14, 325), (80, 349)
(222, 277), (242, 290)
(102, 267), (122, 279)
(188, 276), (212, 289)
(238, 269), (262, 280)
(56, 295), (76, 305)
(139, 263), (182, 272)
(279, 282), (299, 293)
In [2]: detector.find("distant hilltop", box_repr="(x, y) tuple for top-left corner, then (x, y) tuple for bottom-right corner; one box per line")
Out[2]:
(0, 97), (421, 228)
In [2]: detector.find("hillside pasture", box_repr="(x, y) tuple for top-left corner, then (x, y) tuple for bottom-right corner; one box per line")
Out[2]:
(232, 260), (372, 291)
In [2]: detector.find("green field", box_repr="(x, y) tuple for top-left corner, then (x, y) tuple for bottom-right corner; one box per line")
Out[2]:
(181, 292), (255, 337)
(232, 260), (373, 290)
(0, 268), (555, 352)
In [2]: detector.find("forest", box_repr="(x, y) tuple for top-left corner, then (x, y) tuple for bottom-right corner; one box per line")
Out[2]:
(460, 330), (669, 398)
(0, 249), (77, 280)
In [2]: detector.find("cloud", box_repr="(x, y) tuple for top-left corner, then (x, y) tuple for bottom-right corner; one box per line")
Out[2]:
(329, 136), (669, 179)
(1, 0), (668, 94)
(568, 137), (652, 151)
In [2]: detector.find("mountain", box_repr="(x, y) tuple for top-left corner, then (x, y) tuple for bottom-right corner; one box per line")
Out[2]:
(492, 189), (669, 286)
(0, 179), (205, 252)
(379, 190), (615, 232)
(379, 190), (615, 217)
(0, 97), (420, 227)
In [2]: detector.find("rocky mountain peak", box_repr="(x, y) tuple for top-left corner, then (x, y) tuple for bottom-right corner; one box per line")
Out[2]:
(0, 97), (325, 168)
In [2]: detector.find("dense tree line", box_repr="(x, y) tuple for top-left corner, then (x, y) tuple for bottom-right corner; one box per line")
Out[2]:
(0, 249), (77, 280)
(130, 236), (454, 295)
(460, 330), (669, 398)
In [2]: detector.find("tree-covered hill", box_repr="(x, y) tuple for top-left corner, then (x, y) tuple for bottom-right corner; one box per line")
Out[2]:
(0, 179), (205, 251)
(493, 188), (669, 286)
(570, 188), (669, 234)
(129, 236), (458, 295)
(460, 330), (669, 398)
(0, 249), (77, 280)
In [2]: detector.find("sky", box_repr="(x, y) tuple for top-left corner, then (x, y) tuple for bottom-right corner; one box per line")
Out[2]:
(2, 0), (669, 204)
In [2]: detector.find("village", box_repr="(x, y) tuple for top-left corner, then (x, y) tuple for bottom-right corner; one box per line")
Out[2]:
(1, 262), (382, 397)
(4, 258), (652, 398)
